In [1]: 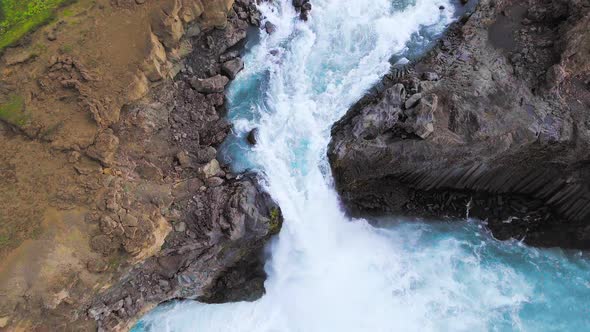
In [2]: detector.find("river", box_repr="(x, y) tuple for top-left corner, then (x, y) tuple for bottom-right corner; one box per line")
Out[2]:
(134, 1), (590, 331)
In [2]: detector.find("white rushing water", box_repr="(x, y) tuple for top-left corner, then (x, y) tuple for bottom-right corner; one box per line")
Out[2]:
(135, 1), (590, 331)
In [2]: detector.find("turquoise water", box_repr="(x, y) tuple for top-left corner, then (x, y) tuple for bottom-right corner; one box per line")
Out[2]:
(373, 218), (590, 331)
(134, 217), (590, 331)
(134, 1), (590, 331)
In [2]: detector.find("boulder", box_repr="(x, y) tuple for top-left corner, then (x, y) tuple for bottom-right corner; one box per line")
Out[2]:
(402, 94), (437, 139)
(177, 150), (196, 169)
(404, 93), (422, 109)
(221, 58), (244, 79)
(196, 146), (217, 163)
(190, 75), (229, 93)
(86, 129), (119, 166)
(247, 128), (259, 145)
(200, 159), (222, 178)
(264, 21), (277, 34)
(206, 176), (225, 187)
(220, 50), (239, 63)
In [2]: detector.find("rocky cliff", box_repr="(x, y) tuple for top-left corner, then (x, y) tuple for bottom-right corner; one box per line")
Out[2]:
(329, 0), (590, 249)
(0, 0), (281, 330)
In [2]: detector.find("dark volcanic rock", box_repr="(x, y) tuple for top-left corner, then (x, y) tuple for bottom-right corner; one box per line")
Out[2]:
(328, 0), (590, 249)
(222, 57), (244, 79)
(292, 0), (312, 21)
(247, 128), (259, 145)
(190, 74), (229, 93)
(264, 21), (277, 34)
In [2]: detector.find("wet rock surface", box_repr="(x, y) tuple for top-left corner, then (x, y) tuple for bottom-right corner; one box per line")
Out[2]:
(329, 0), (590, 249)
(293, 0), (312, 21)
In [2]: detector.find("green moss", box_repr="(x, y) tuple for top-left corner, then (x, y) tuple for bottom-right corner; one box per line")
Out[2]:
(0, 94), (28, 126)
(268, 207), (282, 235)
(0, 0), (75, 52)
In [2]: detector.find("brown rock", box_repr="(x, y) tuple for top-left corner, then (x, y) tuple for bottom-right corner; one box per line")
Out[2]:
(136, 162), (164, 181)
(150, 0), (184, 50)
(177, 150), (196, 168)
(128, 71), (150, 101)
(200, 0), (234, 28)
(86, 129), (119, 166)
(90, 235), (118, 255)
(122, 214), (139, 227)
(180, 0), (205, 23)
(197, 146), (217, 164)
(142, 33), (169, 82)
(100, 215), (119, 235)
(0, 316), (10, 328)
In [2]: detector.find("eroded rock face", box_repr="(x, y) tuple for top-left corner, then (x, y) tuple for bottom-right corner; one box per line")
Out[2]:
(89, 176), (281, 331)
(87, 1), (281, 330)
(328, 0), (590, 249)
(0, 0), (276, 330)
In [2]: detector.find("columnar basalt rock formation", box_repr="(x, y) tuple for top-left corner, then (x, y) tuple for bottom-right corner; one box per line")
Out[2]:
(329, 0), (590, 249)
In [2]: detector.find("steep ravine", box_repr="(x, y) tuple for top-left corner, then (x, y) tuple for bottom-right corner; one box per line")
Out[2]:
(328, 0), (590, 249)
(0, 0), (588, 330)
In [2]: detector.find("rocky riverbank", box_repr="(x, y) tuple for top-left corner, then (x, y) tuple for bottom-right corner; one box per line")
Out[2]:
(0, 0), (282, 330)
(329, 0), (590, 249)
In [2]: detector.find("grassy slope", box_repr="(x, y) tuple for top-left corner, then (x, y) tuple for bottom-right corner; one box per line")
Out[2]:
(0, 0), (72, 51)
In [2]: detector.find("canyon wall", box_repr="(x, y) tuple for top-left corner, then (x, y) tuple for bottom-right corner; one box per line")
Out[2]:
(329, 0), (590, 249)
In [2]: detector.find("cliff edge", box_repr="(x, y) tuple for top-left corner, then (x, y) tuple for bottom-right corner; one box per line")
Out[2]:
(329, 0), (590, 249)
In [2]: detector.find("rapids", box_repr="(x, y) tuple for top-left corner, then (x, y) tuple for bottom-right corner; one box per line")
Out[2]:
(134, 1), (590, 331)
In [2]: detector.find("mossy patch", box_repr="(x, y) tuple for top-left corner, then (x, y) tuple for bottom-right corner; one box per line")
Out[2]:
(0, 0), (75, 52)
(0, 94), (28, 126)
(269, 207), (282, 235)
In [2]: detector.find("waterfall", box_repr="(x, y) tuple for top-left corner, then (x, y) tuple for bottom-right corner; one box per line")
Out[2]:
(135, 1), (590, 331)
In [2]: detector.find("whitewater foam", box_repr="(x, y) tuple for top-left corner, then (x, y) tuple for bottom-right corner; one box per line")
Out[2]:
(135, 1), (590, 331)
